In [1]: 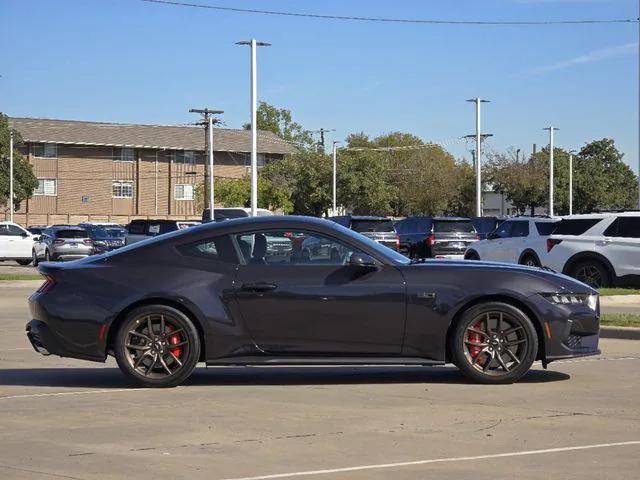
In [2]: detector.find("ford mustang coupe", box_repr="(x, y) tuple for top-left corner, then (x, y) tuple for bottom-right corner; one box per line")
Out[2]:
(26, 216), (600, 388)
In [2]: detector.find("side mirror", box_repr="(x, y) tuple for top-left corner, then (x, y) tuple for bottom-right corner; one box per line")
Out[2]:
(486, 232), (495, 240)
(33, 235), (41, 241)
(21, 232), (29, 238)
(349, 252), (377, 268)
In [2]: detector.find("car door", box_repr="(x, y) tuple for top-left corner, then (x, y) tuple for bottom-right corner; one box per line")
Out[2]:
(0, 225), (10, 258)
(232, 229), (406, 355)
(506, 220), (530, 263)
(2, 224), (30, 258)
(600, 217), (640, 278)
(483, 221), (513, 261)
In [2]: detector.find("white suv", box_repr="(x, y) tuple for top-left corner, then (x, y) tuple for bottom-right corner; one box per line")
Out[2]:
(0, 221), (36, 265)
(543, 212), (640, 288)
(464, 217), (559, 266)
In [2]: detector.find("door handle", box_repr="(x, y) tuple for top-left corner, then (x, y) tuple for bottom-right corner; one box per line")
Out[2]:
(240, 282), (278, 292)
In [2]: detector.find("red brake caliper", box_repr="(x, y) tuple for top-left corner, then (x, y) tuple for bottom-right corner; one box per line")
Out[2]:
(165, 325), (182, 359)
(469, 321), (483, 363)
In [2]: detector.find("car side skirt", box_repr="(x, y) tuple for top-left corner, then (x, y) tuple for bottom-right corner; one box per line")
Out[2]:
(206, 356), (445, 367)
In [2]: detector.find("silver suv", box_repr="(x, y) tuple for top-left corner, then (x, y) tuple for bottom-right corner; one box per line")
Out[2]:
(33, 226), (94, 265)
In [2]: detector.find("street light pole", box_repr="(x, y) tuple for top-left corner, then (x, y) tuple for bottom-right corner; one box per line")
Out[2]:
(9, 131), (14, 222)
(208, 116), (215, 218)
(544, 127), (559, 216)
(332, 141), (340, 215)
(467, 98), (490, 217)
(569, 150), (575, 216)
(237, 39), (271, 216)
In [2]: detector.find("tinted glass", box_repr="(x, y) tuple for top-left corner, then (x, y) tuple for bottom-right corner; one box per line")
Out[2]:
(350, 220), (395, 233)
(604, 217), (640, 238)
(535, 222), (558, 236)
(105, 227), (126, 238)
(510, 221), (529, 237)
(235, 230), (362, 266)
(128, 221), (146, 235)
(0, 224), (25, 236)
(554, 218), (602, 235)
(414, 218), (433, 232)
(472, 217), (500, 234)
(433, 220), (475, 233)
(81, 225), (109, 239)
(492, 221), (513, 239)
(177, 235), (237, 263)
(56, 229), (87, 239)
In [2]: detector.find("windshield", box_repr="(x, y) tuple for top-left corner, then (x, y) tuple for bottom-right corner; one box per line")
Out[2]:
(351, 219), (395, 233)
(434, 220), (475, 233)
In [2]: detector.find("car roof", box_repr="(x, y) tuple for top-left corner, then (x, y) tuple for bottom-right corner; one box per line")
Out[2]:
(506, 216), (559, 222)
(336, 215), (391, 221)
(50, 225), (86, 231)
(432, 217), (471, 221)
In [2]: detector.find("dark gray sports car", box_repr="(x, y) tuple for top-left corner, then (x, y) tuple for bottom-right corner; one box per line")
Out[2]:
(26, 216), (600, 387)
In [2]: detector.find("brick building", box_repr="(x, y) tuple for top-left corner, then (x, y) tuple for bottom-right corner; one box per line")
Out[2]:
(5, 117), (295, 226)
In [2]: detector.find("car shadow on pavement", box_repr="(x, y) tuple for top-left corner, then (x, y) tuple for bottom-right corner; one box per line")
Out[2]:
(0, 366), (570, 389)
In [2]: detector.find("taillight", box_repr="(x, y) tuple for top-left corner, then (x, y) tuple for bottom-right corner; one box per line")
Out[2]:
(395, 234), (400, 249)
(83, 239), (93, 246)
(425, 234), (435, 246)
(53, 239), (64, 245)
(37, 274), (56, 294)
(546, 238), (562, 252)
(475, 234), (480, 241)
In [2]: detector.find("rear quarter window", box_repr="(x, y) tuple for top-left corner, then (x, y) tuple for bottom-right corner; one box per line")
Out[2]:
(554, 218), (603, 235)
(535, 222), (558, 236)
(177, 235), (237, 264)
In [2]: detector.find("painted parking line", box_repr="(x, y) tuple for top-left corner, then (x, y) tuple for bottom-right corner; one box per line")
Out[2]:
(219, 441), (640, 480)
(0, 388), (148, 400)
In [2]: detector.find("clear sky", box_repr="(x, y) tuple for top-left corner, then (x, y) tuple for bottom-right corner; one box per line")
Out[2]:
(1, 0), (638, 172)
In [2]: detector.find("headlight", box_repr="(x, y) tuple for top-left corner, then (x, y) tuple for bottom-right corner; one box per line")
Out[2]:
(543, 293), (598, 311)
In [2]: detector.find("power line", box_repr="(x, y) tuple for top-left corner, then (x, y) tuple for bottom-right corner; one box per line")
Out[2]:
(140, 0), (638, 26)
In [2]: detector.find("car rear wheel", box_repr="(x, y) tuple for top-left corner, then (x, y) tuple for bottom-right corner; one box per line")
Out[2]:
(32, 250), (39, 267)
(114, 305), (200, 388)
(464, 251), (480, 261)
(44, 250), (51, 262)
(16, 259), (32, 266)
(570, 259), (610, 288)
(451, 302), (538, 384)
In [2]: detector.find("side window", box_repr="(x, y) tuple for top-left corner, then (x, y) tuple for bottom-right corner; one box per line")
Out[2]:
(0, 224), (25, 236)
(234, 230), (361, 266)
(128, 221), (146, 235)
(492, 221), (513, 239)
(554, 218), (602, 235)
(535, 221), (558, 236)
(511, 221), (530, 237)
(177, 235), (237, 264)
(609, 217), (640, 238)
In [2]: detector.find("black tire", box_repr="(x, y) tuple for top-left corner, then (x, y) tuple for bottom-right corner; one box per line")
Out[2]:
(570, 259), (610, 288)
(114, 305), (201, 388)
(519, 253), (540, 267)
(465, 250), (480, 261)
(451, 302), (538, 384)
(16, 259), (32, 266)
(32, 250), (39, 267)
(44, 250), (51, 262)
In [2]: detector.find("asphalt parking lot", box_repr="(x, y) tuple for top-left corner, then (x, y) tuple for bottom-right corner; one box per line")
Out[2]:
(1, 283), (639, 480)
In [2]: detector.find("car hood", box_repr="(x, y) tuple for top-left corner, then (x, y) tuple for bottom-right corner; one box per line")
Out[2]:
(405, 259), (597, 295)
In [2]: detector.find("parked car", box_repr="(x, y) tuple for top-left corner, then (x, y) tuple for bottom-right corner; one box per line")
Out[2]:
(84, 222), (127, 240)
(330, 215), (399, 251)
(27, 215), (600, 388)
(126, 219), (200, 245)
(543, 212), (640, 288)
(395, 216), (478, 259)
(27, 225), (47, 236)
(202, 207), (273, 222)
(464, 217), (560, 266)
(472, 216), (504, 240)
(0, 221), (36, 265)
(32, 226), (93, 264)
(79, 223), (125, 254)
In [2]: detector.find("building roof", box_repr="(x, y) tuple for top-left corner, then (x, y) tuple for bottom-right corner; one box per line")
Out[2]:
(8, 117), (296, 155)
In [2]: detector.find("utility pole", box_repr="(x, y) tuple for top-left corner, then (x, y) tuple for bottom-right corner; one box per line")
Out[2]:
(569, 149), (576, 216)
(237, 39), (271, 216)
(332, 141), (341, 215)
(312, 128), (336, 153)
(543, 127), (559, 216)
(9, 131), (14, 222)
(190, 108), (223, 219)
(638, 0), (640, 208)
(467, 98), (490, 217)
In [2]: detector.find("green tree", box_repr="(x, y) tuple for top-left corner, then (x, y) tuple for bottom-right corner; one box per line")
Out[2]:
(0, 113), (38, 212)
(195, 176), (293, 213)
(244, 102), (315, 151)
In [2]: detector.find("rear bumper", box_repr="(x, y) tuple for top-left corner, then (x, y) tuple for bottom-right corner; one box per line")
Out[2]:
(51, 253), (91, 261)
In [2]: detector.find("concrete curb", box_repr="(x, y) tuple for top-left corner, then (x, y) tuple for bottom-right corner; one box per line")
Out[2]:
(601, 295), (640, 306)
(600, 326), (640, 340)
(0, 280), (42, 288)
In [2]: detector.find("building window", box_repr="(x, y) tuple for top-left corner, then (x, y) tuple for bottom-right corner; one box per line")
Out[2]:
(242, 153), (266, 167)
(112, 181), (133, 198)
(33, 143), (57, 158)
(114, 147), (135, 162)
(175, 150), (196, 164)
(34, 179), (57, 196)
(175, 184), (194, 201)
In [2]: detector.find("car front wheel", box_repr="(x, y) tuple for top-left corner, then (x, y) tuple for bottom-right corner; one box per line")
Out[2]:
(114, 305), (201, 388)
(16, 259), (32, 266)
(32, 250), (39, 267)
(451, 302), (538, 384)
(464, 251), (480, 261)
